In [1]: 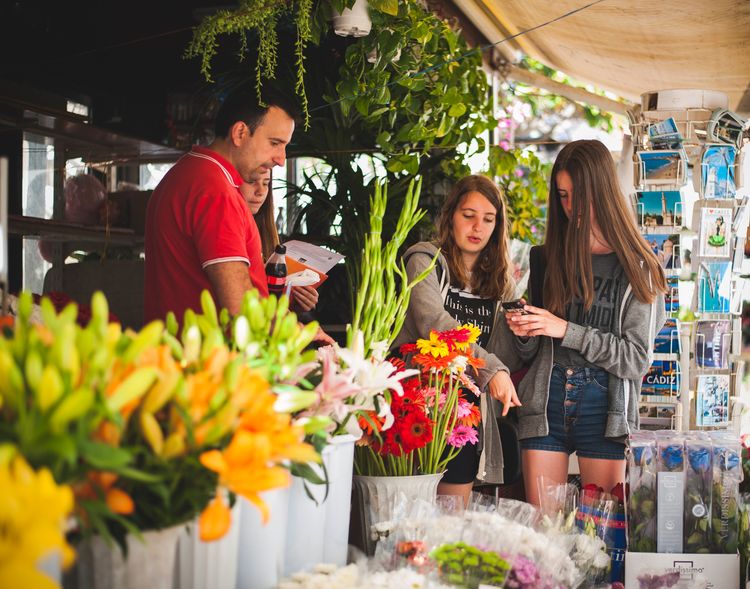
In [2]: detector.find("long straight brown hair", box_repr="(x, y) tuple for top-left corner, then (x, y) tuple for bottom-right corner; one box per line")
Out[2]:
(254, 173), (280, 261)
(436, 175), (515, 300)
(544, 140), (667, 316)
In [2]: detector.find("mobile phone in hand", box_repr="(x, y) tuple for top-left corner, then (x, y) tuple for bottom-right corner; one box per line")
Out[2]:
(501, 300), (528, 314)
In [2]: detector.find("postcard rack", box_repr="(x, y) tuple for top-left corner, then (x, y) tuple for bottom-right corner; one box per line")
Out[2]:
(628, 91), (748, 432)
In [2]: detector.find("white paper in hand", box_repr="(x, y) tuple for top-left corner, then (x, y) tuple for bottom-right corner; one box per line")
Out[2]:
(286, 269), (320, 287)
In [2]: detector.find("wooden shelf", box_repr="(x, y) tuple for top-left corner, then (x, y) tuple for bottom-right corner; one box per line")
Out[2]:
(8, 215), (143, 246)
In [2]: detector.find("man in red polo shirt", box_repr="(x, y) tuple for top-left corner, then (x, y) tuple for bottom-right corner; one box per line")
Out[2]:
(144, 90), (296, 323)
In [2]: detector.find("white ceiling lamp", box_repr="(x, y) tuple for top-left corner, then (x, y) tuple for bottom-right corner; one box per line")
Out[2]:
(332, 0), (372, 37)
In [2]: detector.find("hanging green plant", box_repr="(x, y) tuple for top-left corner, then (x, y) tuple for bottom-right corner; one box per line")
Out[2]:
(185, 1), (399, 127)
(185, 1), (316, 125)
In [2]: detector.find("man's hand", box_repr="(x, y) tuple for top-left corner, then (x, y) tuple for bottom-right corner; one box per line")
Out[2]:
(291, 285), (319, 313)
(487, 370), (522, 416)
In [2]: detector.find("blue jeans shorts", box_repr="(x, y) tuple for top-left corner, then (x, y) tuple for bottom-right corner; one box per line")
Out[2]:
(521, 364), (625, 460)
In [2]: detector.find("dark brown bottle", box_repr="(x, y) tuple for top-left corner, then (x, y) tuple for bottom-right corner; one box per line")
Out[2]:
(265, 244), (287, 296)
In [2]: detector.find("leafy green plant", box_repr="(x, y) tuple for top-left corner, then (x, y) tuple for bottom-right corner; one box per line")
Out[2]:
(332, 0), (495, 175)
(489, 145), (550, 244)
(185, 1), (399, 125)
(347, 178), (435, 355)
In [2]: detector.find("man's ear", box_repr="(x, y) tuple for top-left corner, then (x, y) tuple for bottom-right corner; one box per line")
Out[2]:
(229, 121), (248, 147)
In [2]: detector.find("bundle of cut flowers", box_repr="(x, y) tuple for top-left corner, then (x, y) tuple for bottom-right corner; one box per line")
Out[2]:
(354, 325), (484, 476)
(576, 483), (626, 583)
(627, 431), (658, 552)
(0, 289), (322, 554)
(0, 453), (74, 589)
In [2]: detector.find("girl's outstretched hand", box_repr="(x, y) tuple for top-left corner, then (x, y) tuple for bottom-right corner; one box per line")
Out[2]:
(506, 304), (568, 339)
(488, 370), (521, 416)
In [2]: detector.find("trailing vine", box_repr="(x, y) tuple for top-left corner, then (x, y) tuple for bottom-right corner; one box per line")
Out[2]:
(184, 1), (314, 125)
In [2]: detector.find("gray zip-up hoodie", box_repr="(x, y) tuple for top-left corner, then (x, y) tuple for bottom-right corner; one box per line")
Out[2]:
(514, 246), (667, 441)
(393, 242), (523, 484)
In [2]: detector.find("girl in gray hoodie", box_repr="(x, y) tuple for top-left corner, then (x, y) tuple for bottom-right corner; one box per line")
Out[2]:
(507, 140), (667, 506)
(394, 175), (524, 506)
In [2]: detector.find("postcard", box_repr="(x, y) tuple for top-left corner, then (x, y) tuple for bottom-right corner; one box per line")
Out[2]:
(654, 318), (681, 354)
(641, 360), (680, 398)
(707, 108), (745, 149)
(696, 374), (730, 427)
(640, 403), (677, 427)
(695, 320), (731, 369)
(665, 276), (679, 313)
(698, 207), (732, 258)
(648, 117), (683, 150)
(645, 233), (681, 270)
(697, 261), (731, 313)
(637, 150), (685, 186)
(701, 144), (736, 199)
(636, 191), (683, 227)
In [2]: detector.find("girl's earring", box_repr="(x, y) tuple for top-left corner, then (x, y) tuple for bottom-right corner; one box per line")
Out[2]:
(576, 215), (581, 229)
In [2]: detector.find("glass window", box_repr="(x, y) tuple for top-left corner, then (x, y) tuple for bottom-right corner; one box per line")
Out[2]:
(22, 133), (54, 293)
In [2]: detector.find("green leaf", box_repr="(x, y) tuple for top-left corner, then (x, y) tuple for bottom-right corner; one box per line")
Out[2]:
(448, 103), (466, 118)
(369, 0), (399, 16)
(81, 440), (132, 470)
(117, 466), (164, 483)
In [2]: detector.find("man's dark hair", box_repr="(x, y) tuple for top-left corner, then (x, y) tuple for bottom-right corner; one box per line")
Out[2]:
(214, 88), (301, 138)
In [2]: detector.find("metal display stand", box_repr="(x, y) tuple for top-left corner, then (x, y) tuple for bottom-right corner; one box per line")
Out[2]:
(629, 91), (748, 432)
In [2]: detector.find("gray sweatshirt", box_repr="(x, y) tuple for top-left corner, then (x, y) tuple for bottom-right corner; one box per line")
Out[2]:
(393, 242), (523, 484)
(514, 247), (667, 441)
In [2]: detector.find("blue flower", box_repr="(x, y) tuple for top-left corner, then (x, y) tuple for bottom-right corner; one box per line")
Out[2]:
(688, 446), (711, 474)
(716, 447), (740, 471)
(661, 444), (684, 471)
(633, 445), (654, 467)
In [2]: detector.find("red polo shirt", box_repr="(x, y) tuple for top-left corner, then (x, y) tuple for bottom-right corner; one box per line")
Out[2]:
(144, 146), (267, 323)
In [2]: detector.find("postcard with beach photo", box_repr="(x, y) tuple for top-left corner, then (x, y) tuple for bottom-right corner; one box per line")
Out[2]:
(636, 191), (683, 227)
(654, 318), (681, 355)
(645, 233), (681, 270)
(701, 144), (736, 199)
(637, 150), (685, 186)
(696, 374), (730, 427)
(697, 261), (731, 313)
(698, 207), (732, 258)
(641, 360), (680, 400)
(695, 320), (731, 369)
(648, 117), (683, 150)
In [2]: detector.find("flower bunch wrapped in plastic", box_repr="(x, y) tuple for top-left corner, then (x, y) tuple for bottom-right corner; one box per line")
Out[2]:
(709, 431), (742, 553)
(430, 542), (511, 589)
(628, 431), (658, 552)
(684, 433), (713, 553)
(656, 431), (686, 553)
(576, 483), (625, 583)
(354, 325), (484, 476)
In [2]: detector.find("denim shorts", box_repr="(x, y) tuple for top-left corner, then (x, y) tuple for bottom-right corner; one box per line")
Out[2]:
(521, 364), (626, 460)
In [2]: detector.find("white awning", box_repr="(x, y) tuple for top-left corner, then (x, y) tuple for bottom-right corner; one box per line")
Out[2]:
(453, 0), (750, 116)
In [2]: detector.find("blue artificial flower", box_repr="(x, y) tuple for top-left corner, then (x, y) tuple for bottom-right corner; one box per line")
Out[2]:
(688, 446), (711, 474)
(717, 448), (740, 471)
(633, 445), (653, 467)
(661, 444), (684, 471)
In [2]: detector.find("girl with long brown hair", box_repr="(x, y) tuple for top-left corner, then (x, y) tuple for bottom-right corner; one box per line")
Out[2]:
(240, 170), (318, 312)
(394, 174), (523, 505)
(507, 139), (667, 505)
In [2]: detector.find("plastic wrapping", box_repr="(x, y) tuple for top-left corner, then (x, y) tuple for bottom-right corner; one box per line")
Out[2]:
(709, 431), (742, 552)
(628, 431), (658, 552)
(656, 431), (686, 553)
(684, 433), (713, 552)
